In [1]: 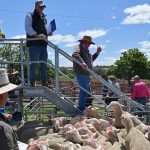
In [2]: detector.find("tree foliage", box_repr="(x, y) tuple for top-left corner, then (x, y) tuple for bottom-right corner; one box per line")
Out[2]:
(93, 65), (108, 75)
(0, 44), (27, 74)
(108, 49), (150, 81)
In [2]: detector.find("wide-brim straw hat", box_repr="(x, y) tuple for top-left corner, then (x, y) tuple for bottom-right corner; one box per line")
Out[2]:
(0, 68), (18, 95)
(78, 35), (95, 45)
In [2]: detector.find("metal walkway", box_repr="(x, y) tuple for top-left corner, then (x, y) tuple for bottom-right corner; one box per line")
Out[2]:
(22, 86), (82, 117)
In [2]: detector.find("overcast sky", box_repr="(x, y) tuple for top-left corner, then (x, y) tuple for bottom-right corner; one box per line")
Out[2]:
(0, 0), (150, 66)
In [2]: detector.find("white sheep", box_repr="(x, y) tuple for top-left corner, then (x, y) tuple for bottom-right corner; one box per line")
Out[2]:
(121, 113), (150, 150)
(53, 117), (69, 132)
(106, 101), (142, 128)
(136, 123), (150, 141)
(83, 106), (100, 119)
(66, 128), (82, 144)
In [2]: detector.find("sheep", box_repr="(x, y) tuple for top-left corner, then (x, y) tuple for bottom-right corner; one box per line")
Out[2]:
(107, 129), (119, 144)
(27, 139), (50, 150)
(83, 106), (100, 119)
(82, 138), (102, 149)
(70, 115), (85, 125)
(121, 113), (150, 150)
(106, 127), (126, 150)
(74, 120), (86, 129)
(61, 124), (76, 136)
(136, 123), (150, 141)
(99, 119), (111, 131)
(56, 142), (81, 150)
(66, 128), (82, 144)
(85, 118), (102, 131)
(106, 101), (142, 128)
(53, 117), (70, 133)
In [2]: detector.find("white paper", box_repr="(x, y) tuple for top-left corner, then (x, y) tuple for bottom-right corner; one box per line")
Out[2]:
(46, 22), (52, 33)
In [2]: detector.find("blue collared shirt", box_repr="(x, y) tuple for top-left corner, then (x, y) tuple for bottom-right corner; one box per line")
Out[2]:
(25, 12), (37, 36)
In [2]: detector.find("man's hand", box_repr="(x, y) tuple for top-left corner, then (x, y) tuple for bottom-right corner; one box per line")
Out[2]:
(82, 62), (88, 70)
(34, 34), (46, 39)
(97, 46), (102, 53)
(37, 34), (46, 39)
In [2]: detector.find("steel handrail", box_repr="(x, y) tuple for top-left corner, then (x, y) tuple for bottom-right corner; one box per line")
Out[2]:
(46, 39), (145, 111)
(0, 38), (145, 111)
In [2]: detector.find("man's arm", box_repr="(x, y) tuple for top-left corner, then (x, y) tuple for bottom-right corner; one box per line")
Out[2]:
(131, 85), (137, 100)
(92, 46), (102, 61)
(25, 13), (46, 38)
(25, 13), (37, 36)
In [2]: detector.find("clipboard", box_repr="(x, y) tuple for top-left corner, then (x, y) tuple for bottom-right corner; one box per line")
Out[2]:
(50, 19), (56, 32)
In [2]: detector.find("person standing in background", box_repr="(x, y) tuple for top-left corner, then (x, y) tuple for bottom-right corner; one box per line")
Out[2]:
(101, 74), (109, 97)
(9, 70), (21, 85)
(108, 75), (120, 99)
(105, 75), (120, 105)
(25, 0), (52, 86)
(131, 75), (150, 106)
(72, 35), (102, 112)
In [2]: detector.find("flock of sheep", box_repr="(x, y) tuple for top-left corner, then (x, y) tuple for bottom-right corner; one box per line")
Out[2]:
(17, 101), (150, 150)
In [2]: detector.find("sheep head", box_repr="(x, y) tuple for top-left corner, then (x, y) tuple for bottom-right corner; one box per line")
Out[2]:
(106, 101), (121, 112)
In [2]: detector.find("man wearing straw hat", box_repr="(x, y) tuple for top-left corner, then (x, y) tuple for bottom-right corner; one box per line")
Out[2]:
(0, 68), (19, 149)
(72, 35), (102, 111)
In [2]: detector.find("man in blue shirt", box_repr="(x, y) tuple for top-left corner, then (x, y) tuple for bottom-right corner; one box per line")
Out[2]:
(25, 0), (52, 86)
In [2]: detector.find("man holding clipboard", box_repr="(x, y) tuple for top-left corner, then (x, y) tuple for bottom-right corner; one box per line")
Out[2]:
(25, 0), (56, 87)
(46, 19), (56, 33)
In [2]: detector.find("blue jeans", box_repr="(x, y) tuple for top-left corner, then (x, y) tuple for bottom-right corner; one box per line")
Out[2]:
(76, 73), (90, 111)
(29, 46), (48, 85)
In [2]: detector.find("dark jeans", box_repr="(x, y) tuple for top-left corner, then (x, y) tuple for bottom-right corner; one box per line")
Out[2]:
(134, 97), (147, 116)
(135, 97), (147, 106)
(29, 46), (48, 85)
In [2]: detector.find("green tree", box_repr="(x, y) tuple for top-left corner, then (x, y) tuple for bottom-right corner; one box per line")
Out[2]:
(47, 59), (55, 80)
(0, 44), (27, 74)
(108, 49), (149, 81)
(93, 65), (108, 75)
(0, 44), (55, 81)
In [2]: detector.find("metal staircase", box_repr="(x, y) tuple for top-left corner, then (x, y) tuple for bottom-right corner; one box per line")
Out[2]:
(46, 40), (145, 111)
(22, 86), (82, 117)
(0, 38), (146, 120)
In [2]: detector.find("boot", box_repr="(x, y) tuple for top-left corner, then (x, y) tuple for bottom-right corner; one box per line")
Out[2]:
(30, 81), (35, 87)
(42, 81), (48, 87)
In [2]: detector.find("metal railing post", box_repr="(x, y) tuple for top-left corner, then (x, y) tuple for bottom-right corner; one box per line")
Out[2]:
(55, 46), (59, 95)
(20, 38), (25, 86)
(27, 47), (30, 85)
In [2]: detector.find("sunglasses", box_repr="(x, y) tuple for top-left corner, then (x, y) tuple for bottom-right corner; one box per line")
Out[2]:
(38, 6), (45, 9)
